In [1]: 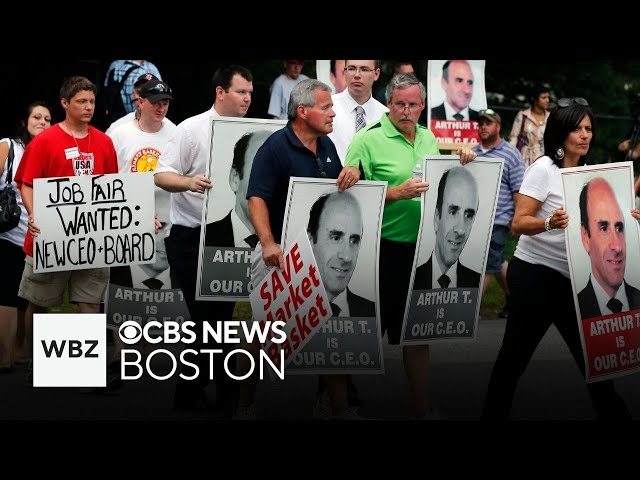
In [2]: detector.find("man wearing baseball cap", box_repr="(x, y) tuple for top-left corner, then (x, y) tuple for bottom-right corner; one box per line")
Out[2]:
(139, 79), (174, 103)
(267, 60), (309, 119)
(106, 74), (176, 135)
(472, 108), (525, 319)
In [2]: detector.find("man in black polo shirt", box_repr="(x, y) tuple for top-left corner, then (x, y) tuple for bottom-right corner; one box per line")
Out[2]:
(245, 79), (361, 419)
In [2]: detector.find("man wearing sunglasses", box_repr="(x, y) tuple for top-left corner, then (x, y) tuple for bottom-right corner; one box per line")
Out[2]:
(107, 78), (179, 379)
(106, 74), (176, 136)
(471, 109), (524, 318)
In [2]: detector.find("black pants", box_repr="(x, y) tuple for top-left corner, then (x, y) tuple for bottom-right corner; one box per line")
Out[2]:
(483, 256), (630, 419)
(165, 225), (236, 407)
(379, 238), (416, 345)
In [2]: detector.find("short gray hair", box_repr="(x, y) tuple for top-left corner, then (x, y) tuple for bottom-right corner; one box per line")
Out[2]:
(385, 73), (426, 104)
(288, 79), (332, 120)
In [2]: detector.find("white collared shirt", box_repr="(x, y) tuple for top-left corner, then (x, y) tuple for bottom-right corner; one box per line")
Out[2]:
(156, 108), (220, 227)
(591, 275), (630, 314)
(231, 209), (254, 248)
(331, 289), (351, 317)
(444, 103), (470, 121)
(130, 264), (172, 289)
(328, 90), (388, 164)
(432, 255), (459, 288)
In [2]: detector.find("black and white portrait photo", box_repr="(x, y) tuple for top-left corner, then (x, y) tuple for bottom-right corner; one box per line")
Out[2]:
(197, 117), (286, 301)
(106, 184), (190, 330)
(402, 155), (503, 344)
(281, 178), (387, 374)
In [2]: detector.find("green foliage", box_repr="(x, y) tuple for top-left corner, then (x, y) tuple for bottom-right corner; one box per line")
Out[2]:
(480, 234), (519, 318)
(484, 59), (637, 168)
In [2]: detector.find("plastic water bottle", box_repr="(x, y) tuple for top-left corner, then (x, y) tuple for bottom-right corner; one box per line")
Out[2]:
(412, 159), (423, 201)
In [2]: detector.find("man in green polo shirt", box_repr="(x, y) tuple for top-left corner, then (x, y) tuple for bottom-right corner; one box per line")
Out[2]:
(345, 73), (476, 419)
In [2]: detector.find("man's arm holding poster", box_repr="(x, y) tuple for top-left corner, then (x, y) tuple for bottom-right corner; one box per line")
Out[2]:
(248, 196), (284, 270)
(154, 171), (211, 194)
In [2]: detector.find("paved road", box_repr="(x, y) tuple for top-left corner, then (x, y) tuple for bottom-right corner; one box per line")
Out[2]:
(2, 319), (639, 420)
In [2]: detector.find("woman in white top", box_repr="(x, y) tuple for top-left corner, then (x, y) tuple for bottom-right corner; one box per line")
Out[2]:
(0, 101), (52, 372)
(484, 98), (640, 419)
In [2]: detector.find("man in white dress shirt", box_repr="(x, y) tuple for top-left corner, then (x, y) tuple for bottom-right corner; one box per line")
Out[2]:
(328, 60), (388, 164)
(155, 65), (253, 417)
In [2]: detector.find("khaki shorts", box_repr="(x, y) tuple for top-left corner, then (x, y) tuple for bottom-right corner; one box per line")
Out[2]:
(18, 256), (110, 307)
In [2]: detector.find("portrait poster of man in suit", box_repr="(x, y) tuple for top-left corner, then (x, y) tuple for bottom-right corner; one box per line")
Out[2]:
(197, 117), (286, 301)
(280, 178), (387, 375)
(402, 155), (503, 345)
(427, 60), (487, 151)
(562, 162), (640, 381)
(106, 185), (190, 330)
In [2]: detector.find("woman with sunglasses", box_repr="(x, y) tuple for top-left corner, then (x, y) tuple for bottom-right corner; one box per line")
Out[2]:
(508, 84), (550, 167)
(483, 97), (640, 419)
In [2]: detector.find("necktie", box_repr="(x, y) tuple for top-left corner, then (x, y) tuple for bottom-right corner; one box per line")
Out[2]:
(453, 113), (464, 121)
(330, 302), (341, 316)
(355, 106), (366, 132)
(244, 234), (259, 248)
(607, 297), (623, 314)
(438, 274), (451, 289)
(143, 278), (163, 290)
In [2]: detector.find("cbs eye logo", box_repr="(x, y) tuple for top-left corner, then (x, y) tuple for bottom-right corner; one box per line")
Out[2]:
(119, 321), (143, 344)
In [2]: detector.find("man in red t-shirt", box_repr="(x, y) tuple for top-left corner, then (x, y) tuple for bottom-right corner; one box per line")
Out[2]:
(14, 76), (118, 363)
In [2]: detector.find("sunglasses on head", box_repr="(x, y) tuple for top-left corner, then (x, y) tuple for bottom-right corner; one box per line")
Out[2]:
(478, 108), (496, 115)
(147, 84), (172, 95)
(557, 97), (588, 108)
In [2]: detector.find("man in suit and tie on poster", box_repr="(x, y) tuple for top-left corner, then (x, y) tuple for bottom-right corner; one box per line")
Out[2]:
(430, 60), (479, 122)
(205, 130), (272, 249)
(307, 190), (375, 317)
(578, 177), (640, 317)
(414, 166), (481, 289)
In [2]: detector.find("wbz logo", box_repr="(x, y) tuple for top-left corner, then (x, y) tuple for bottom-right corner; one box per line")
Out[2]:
(41, 339), (99, 358)
(33, 313), (106, 387)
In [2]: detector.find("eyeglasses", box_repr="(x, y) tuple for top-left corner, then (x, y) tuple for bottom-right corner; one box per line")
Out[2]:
(478, 108), (497, 115)
(345, 66), (375, 74)
(557, 97), (588, 108)
(315, 157), (328, 178)
(392, 102), (422, 112)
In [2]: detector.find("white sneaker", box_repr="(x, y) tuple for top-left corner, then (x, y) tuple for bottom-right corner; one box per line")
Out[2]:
(312, 391), (332, 419)
(233, 403), (258, 420)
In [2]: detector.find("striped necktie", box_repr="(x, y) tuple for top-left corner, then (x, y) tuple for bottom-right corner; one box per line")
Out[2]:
(355, 106), (366, 132)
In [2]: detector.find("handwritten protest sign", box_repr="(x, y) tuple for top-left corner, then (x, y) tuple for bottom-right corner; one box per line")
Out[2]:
(33, 173), (156, 273)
